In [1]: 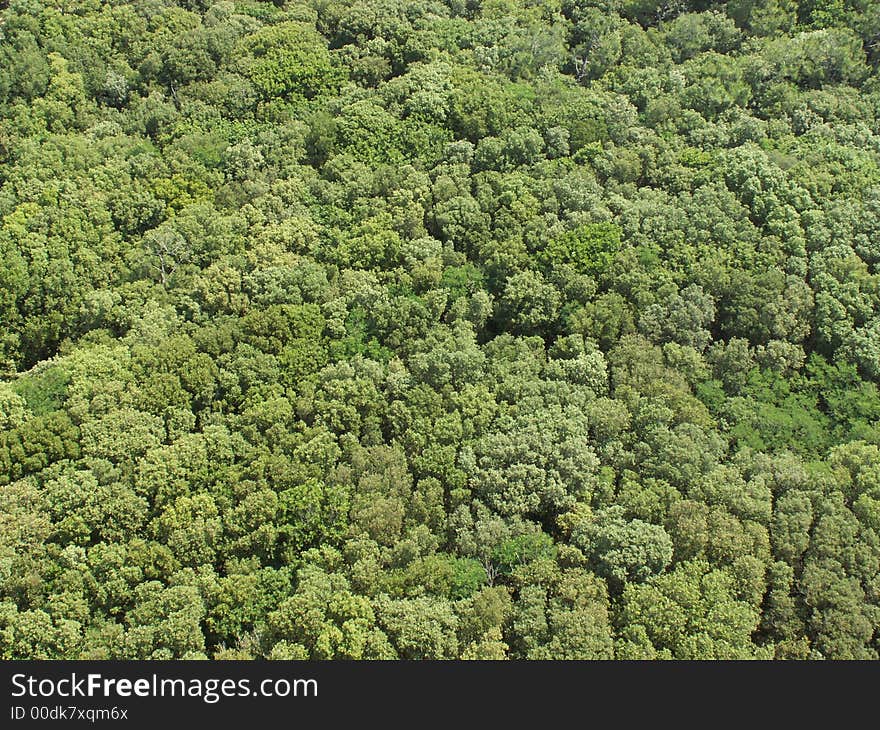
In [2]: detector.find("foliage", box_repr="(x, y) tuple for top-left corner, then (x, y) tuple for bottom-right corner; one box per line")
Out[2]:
(0, 0), (879, 660)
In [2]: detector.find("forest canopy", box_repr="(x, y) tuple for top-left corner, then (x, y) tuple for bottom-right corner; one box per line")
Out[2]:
(0, 0), (879, 660)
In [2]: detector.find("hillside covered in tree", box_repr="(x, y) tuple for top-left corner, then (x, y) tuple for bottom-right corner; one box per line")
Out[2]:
(1, 0), (879, 660)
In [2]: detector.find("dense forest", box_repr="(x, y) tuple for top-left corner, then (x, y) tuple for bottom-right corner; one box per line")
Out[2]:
(0, 0), (879, 660)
